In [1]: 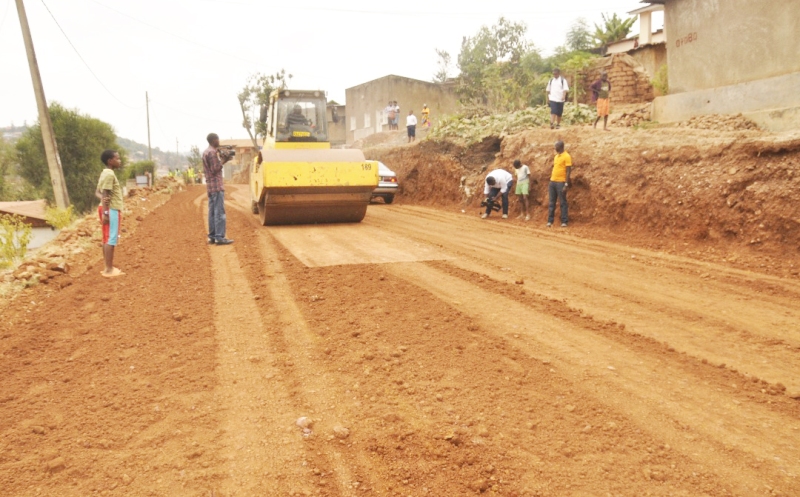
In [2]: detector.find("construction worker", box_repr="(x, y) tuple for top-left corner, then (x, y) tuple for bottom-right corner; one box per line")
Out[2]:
(482, 168), (514, 219)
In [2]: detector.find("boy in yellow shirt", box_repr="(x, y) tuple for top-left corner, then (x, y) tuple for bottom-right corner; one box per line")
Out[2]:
(547, 140), (572, 227)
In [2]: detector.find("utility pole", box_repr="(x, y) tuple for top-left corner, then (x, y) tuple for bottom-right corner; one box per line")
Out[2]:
(15, 0), (70, 208)
(145, 91), (152, 162)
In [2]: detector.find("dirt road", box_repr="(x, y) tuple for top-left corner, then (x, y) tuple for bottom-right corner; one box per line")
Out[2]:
(2, 185), (799, 496)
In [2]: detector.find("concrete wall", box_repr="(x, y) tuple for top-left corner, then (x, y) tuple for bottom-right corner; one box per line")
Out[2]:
(326, 105), (346, 146)
(653, 71), (800, 132)
(664, 0), (800, 94)
(629, 43), (667, 81)
(345, 75), (459, 145)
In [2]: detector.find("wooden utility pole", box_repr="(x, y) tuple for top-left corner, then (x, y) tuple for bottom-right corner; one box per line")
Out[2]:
(145, 92), (152, 162)
(15, 0), (70, 208)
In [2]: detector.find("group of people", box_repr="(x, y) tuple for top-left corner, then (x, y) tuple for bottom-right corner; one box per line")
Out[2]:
(482, 140), (573, 228)
(546, 67), (613, 131)
(402, 104), (430, 144)
(94, 132), (234, 277)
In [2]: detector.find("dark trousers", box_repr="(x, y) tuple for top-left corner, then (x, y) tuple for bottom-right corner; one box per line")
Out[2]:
(208, 190), (227, 240)
(547, 181), (568, 224)
(486, 181), (513, 215)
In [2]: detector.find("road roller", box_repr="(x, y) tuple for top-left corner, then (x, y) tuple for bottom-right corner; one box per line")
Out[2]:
(250, 89), (379, 225)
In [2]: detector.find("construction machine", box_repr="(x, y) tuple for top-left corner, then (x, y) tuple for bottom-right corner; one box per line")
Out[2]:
(250, 89), (379, 225)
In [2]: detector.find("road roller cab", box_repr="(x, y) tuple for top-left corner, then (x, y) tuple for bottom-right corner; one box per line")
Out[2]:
(250, 89), (379, 225)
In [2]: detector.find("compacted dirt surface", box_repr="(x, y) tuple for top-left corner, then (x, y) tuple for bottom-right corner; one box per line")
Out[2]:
(2, 184), (799, 496)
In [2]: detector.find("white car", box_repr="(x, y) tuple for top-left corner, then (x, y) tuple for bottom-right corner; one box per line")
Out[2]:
(371, 161), (398, 204)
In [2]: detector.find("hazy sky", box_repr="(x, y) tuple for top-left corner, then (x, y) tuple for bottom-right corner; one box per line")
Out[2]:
(0, 0), (661, 153)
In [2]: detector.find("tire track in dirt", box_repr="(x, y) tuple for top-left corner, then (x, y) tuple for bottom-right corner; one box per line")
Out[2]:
(383, 260), (800, 496)
(221, 188), (738, 496)
(369, 205), (800, 394)
(201, 196), (316, 495)
(225, 203), (372, 496)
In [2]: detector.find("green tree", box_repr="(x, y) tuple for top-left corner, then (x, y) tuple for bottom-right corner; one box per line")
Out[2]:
(187, 145), (202, 170)
(456, 17), (541, 111)
(566, 18), (594, 52)
(433, 49), (452, 83)
(238, 69), (292, 148)
(15, 103), (125, 213)
(0, 138), (14, 200)
(593, 13), (636, 48)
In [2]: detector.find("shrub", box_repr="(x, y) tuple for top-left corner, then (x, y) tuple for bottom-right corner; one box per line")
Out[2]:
(0, 214), (33, 269)
(652, 64), (668, 96)
(45, 205), (75, 230)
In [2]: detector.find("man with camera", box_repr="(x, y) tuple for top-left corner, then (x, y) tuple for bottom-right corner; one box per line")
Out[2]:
(203, 133), (234, 245)
(481, 168), (514, 219)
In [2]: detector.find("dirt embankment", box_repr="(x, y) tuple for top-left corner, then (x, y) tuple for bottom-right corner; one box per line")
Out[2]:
(365, 127), (800, 274)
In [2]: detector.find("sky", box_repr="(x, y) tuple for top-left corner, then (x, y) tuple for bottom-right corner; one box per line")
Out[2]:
(0, 0), (662, 154)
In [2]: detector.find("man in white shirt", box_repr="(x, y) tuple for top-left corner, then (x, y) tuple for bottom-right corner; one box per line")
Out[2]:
(406, 110), (417, 143)
(513, 159), (531, 221)
(546, 68), (569, 129)
(482, 168), (514, 219)
(385, 102), (396, 130)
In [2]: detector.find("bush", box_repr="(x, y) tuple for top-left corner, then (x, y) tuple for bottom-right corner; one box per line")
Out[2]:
(0, 214), (32, 269)
(123, 160), (155, 180)
(45, 205), (75, 230)
(652, 64), (668, 96)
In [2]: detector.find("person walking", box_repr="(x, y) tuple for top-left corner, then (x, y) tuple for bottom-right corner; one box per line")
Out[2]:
(406, 110), (417, 143)
(546, 68), (569, 129)
(592, 71), (612, 130)
(482, 168), (514, 219)
(203, 133), (234, 245)
(547, 140), (573, 228)
(513, 159), (531, 221)
(95, 149), (125, 277)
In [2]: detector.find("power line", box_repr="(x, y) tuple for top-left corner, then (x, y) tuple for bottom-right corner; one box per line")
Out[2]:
(0, 0), (11, 35)
(85, 0), (259, 65)
(38, 0), (142, 109)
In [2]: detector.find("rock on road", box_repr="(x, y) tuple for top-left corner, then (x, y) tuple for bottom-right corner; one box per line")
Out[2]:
(1, 184), (798, 496)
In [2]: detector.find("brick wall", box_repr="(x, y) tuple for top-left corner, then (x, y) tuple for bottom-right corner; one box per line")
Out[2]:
(582, 54), (655, 105)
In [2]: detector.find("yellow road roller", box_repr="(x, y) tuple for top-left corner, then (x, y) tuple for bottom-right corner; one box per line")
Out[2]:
(250, 89), (379, 225)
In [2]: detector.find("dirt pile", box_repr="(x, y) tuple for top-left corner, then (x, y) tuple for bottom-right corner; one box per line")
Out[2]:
(611, 105), (652, 127)
(0, 176), (183, 301)
(677, 113), (761, 131)
(365, 125), (800, 267)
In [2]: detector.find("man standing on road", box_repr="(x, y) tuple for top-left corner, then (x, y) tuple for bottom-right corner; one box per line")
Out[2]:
(96, 149), (125, 277)
(406, 110), (417, 143)
(592, 71), (612, 131)
(482, 168), (514, 220)
(203, 133), (234, 245)
(547, 140), (573, 228)
(546, 68), (569, 129)
(513, 159), (531, 221)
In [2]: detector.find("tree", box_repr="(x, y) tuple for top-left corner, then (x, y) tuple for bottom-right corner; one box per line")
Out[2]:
(122, 160), (155, 180)
(433, 49), (452, 83)
(187, 145), (202, 170)
(456, 17), (537, 111)
(594, 13), (636, 48)
(237, 69), (292, 148)
(0, 139), (14, 200)
(566, 18), (594, 52)
(15, 103), (125, 213)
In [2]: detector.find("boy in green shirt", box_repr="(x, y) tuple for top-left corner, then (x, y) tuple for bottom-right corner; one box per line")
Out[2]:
(95, 149), (124, 277)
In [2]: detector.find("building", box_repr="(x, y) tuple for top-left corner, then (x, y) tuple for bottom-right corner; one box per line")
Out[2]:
(605, 3), (667, 82)
(0, 200), (48, 228)
(345, 75), (459, 145)
(219, 139), (258, 180)
(647, 0), (800, 131)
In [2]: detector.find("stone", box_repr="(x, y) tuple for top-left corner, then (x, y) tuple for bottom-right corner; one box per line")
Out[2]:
(333, 425), (350, 439)
(46, 457), (65, 473)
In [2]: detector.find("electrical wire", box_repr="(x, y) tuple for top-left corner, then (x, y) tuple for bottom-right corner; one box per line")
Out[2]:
(39, 0), (142, 109)
(85, 0), (260, 65)
(0, 0), (11, 36)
